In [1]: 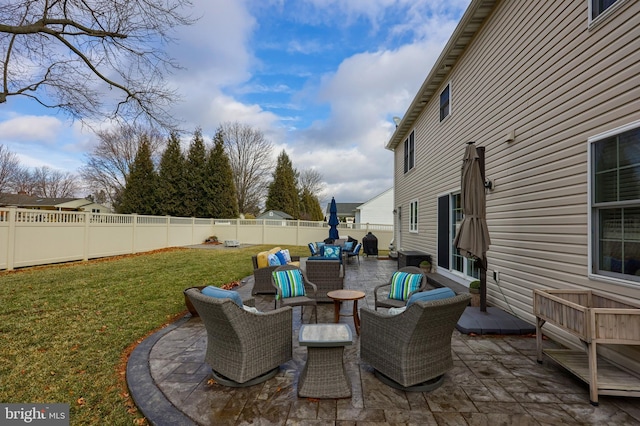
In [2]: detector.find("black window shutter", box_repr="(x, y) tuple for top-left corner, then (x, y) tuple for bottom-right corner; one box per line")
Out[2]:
(437, 195), (449, 269)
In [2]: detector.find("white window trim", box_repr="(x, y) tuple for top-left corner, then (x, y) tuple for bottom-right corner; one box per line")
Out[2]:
(588, 0), (627, 28)
(409, 199), (418, 233)
(439, 82), (452, 122)
(587, 118), (640, 289)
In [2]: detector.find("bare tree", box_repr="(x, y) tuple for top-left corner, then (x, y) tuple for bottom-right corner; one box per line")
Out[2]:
(0, 1), (194, 127)
(80, 124), (166, 207)
(0, 144), (20, 194)
(298, 169), (325, 200)
(8, 166), (36, 195)
(220, 122), (274, 216)
(31, 166), (79, 198)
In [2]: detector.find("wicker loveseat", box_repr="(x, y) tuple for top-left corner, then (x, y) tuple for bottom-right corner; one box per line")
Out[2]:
(251, 247), (300, 295)
(304, 259), (344, 302)
(360, 293), (471, 391)
(184, 287), (293, 387)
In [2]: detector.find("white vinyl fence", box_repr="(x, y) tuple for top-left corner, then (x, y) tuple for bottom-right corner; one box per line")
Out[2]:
(0, 207), (392, 271)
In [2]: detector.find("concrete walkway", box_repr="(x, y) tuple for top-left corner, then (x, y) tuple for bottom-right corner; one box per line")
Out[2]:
(127, 257), (640, 425)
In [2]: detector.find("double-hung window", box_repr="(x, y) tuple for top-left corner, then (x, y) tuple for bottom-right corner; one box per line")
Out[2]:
(403, 130), (415, 173)
(440, 84), (450, 122)
(409, 200), (418, 233)
(590, 122), (640, 283)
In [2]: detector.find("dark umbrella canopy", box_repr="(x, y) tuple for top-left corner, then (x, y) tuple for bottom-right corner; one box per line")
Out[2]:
(328, 197), (339, 240)
(453, 143), (491, 310)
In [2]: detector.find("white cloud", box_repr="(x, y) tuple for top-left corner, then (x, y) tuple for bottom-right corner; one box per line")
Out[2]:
(0, 115), (63, 144)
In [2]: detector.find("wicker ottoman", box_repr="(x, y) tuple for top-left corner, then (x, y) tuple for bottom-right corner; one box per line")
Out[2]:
(298, 324), (352, 398)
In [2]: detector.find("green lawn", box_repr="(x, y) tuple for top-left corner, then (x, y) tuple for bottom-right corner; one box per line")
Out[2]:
(0, 245), (308, 425)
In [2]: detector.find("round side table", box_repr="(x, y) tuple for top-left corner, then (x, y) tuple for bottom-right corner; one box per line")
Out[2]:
(327, 289), (366, 335)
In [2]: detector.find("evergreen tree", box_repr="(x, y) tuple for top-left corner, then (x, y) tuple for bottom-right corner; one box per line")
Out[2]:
(204, 128), (239, 218)
(299, 188), (324, 221)
(157, 132), (187, 216)
(265, 150), (300, 218)
(184, 128), (208, 217)
(118, 137), (157, 214)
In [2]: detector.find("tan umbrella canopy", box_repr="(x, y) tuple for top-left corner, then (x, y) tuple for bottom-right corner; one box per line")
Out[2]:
(454, 142), (491, 311)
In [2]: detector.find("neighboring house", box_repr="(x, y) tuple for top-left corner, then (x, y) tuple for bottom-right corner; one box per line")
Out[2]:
(386, 0), (639, 369)
(0, 193), (112, 213)
(355, 187), (394, 225)
(324, 202), (361, 224)
(255, 210), (293, 220)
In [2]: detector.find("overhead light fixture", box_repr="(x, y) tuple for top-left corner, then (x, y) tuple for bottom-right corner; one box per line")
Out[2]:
(393, 116), (401, 127)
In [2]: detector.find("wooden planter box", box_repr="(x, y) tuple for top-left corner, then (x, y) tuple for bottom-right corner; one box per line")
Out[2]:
(533, 289), (640, 405)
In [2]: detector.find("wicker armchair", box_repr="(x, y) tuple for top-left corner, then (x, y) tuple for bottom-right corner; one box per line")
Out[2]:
(304, 259), (344, 302)
(251, 254), (301, 295)
(184, 288), (293, 387)
(360, 293), (471, 390)
(271, 264), (318, 323)
(373, 266), (427, 310)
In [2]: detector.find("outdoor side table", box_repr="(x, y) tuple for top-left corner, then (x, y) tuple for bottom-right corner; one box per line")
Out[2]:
(298, 324), (353, 398)
(327, 289), (366, 335)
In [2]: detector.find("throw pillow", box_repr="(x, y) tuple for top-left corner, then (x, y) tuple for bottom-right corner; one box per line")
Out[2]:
(272, 269), (306, 299)
(406, 287), (456, 307)
(282, 249), (292, 263)
(201, 286), (243, 307)
(275, 250), (287, 265)
(323, 245), (341, 259)
(256, 251), (270, 268)
(308, 243), (317, 256)
(388, 306), (407, 316)
(242, 305), (262, 314)
(268, 253), (281, 266)
(316, 242), (325, 256)
(388, 272), (423, 301)
(344, 241), (354, 252)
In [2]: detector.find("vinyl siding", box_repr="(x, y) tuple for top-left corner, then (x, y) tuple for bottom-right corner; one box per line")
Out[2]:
(392, 0), (640, 328)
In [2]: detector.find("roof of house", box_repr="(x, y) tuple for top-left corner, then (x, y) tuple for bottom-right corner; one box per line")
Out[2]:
(256, 210), (294, 220)
(386, 0), (498, 151)
(325, 202), (362, 217)
(0, 193), (110, 211)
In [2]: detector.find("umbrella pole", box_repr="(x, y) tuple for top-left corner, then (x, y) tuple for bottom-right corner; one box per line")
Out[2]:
(480, 265), (487, 312)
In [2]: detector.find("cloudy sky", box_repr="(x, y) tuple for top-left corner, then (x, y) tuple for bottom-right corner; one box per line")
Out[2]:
(0, 0), (470, 207)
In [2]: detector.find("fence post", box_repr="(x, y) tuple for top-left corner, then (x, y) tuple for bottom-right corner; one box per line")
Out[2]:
(83, 211), (90, 261)
(132, 214), (138, 254)
(6, 207), (16, 271)
(166, 216), (171, 246)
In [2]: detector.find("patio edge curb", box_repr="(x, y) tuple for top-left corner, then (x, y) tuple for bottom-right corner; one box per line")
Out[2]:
(126, 315), (196, 426)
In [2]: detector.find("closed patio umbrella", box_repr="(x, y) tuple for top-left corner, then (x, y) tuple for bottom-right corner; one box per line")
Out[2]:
(328, 197), (339, 240)
(454, 142), (491, 311)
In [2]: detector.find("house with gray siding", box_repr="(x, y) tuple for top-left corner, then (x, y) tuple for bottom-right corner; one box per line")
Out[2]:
(387, 0), (639, 372)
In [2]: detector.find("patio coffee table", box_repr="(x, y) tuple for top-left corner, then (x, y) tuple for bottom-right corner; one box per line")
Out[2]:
(327, 289), (366, 335)
(298, 324), (353, 398)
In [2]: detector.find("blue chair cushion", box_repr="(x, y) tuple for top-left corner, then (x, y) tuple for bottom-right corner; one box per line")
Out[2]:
(272, 269), (306, 298)
(308, 243), (317, 256)
(316, 242), (325, 256)
(388, 271), (423, 301)
(344, 241), (354, 252)
(323, 245), (341, 260)
(350, 243), (362, 255)
(406, 287), (456, 307)
(201, 286), (243, 307)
